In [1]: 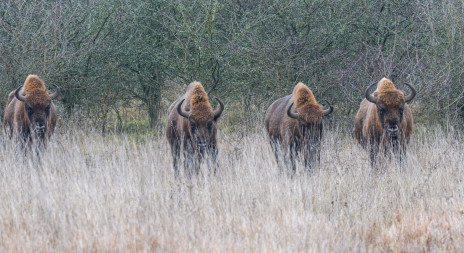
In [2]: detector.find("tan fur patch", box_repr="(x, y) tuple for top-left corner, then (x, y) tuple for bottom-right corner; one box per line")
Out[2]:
(189, 82), (211, 109)
(293, 82), (317, 107)
(24, 75), (46, 92)
(26, 90), (51, 106)
(378, 90), (404, 107)
(375, 78), (405, 106)
(190, 105), (213, 122)
(376, 77), (396, 92)
(186, 82), (213, 122)
(297, 106), (323, 123)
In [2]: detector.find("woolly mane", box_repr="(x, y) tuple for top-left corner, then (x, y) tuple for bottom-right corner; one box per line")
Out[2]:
(376, 78), (404, 106)
(188, 82), (211, 109)
(185, 81), (212, 121)
(376, 77), (396, 92)
(24, 75), (46, 92)
(293, 82), (317, 107)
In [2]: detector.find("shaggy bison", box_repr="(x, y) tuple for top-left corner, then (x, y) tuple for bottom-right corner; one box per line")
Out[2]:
(166, 81), (224, 175)
(354, 77), (416, 167)
(3, 75), (60, 149)
(265, 82), (333, 171)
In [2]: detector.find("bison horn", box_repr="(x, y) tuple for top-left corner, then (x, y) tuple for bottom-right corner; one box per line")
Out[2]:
(403, 82), (416, 103)
(287, 102), (299, 119)
(49, 83), (60, 100)
(365, 82), (378, 104)
(177, 99), (191, 118)
(322, 100), (334, 116)
(213, 97), (224, 121)
(14, 85), (27, 102)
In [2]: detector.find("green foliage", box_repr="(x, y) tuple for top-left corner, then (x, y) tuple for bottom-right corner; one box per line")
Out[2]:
(0, 0), (463, 132)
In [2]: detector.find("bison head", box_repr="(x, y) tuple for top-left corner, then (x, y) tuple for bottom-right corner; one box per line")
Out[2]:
(287, 100), (333, 131)
(15, 84), (60, 138)
(365, 81), (415, 139)
(177, 98), (224, 153)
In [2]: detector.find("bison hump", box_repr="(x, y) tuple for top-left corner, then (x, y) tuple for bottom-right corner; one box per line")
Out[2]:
(24, 75), (46, 91)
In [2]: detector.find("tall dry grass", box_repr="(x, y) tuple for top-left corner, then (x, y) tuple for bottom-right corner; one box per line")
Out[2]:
(0, 126), (463, 252)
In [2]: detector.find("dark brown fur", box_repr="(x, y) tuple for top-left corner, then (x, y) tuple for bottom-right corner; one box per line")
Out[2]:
(354, 78), (415, 167)
(166, 82), (224, 175)
(3, 75), (59, 149)
(265, 82), (333, 171)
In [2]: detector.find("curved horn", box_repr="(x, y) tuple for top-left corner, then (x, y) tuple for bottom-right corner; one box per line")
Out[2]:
(286, 102), (299, 119)
(176, 99), (191, 118)
(213, 97), (224, 120)
(364, 82), (378, 104)
(14, 85), (26, 102)
(49, 83), (60, 100)
(322, 100), (333, 116)
(403, 82), (416, 103)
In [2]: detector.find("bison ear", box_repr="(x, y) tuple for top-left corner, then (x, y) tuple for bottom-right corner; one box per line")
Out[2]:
(14, 85), (27, 102)
(213, 97), (224, 121)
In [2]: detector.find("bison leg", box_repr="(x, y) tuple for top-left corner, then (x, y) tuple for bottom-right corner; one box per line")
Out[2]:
(399, 144), (407, 166)
(4, 124), (14, 140)
(369, 142), (380, 169)
(287, 140), (299, 174)
(305, 143), (321, 173)
(313, 145), (321, 168)
(170, 142), (181, 175)
(393, 140), (407, 168)
(193, 153), (201, 175)
(182, 141), (200, 177)
(207, 146), (219, 175)
(269, 138), (284, 169)
(289, 149), (297, 174)
(183, 150), (194, 177)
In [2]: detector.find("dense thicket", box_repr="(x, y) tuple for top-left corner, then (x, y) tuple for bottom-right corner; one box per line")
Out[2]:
(1, 0), (463, 132)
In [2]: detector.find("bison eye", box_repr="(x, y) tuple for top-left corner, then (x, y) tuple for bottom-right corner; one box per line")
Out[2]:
(26, 106), (33, 115)
(377, 106), (385, 113)
(190, 123), (196, 133)
(207, 122), (213, 132)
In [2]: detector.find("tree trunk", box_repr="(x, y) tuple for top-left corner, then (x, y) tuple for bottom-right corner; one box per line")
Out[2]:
(141, 76), (162, 128)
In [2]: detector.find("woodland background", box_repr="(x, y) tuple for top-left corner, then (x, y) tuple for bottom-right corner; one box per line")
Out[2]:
(0, 0), (463, 133)
(1, 2), (464, 251)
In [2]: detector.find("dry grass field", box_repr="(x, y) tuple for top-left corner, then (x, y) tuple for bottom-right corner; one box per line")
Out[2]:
(0, 125), (463, 252)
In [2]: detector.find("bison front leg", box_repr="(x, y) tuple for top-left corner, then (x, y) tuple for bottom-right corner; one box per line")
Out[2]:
(392, 139), (407, 168)
(369, 142), (380, 170)
(181, 140), (199, 177)
(207, 146), (219, 175)
(183, 150), (196, 177)
(170, 142), (181, 175)
(287, 141), (299, 175)
(4, 125), (13, 140)
(269, 138), (284, 171)
(305, 143), (321, 173)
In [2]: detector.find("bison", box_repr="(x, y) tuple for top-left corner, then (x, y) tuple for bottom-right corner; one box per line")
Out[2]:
(166, 81), (224, 175)
(265, 82), (333, 172)
(3, 75), (60, 150)
(354, 77), (416, 167)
